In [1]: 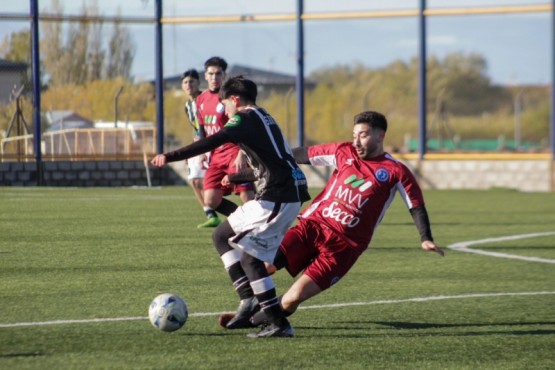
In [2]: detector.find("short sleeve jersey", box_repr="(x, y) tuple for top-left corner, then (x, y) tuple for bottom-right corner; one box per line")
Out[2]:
(221, 106), (310, 204)
(301, 142), (425, 251)
(196, 89), (236, 156)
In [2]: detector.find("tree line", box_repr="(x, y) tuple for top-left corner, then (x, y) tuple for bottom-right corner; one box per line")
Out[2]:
(0, 0), (134, 87)
(0, 4), (549, 152)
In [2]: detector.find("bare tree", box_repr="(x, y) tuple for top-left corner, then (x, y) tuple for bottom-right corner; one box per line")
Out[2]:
(87, 2), (105, 81)
(40, 0), (66, 85)
(106, 14), (136, 80)
(40, 0), (135, 86)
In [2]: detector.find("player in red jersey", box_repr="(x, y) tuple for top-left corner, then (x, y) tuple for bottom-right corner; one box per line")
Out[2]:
(195, 56), (255, 228)
(228, 110), (444, 329)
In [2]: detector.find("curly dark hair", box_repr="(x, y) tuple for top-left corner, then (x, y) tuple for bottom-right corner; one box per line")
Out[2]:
(353, 111), (388, 132)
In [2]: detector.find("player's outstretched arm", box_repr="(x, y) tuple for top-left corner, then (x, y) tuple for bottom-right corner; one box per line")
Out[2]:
(422, 240), (444, 256)
(151, 154), (167, 168)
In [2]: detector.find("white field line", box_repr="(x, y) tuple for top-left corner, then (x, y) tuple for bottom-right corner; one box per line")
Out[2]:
(447, 231), (555, 263)
(1, 291), (554, 328)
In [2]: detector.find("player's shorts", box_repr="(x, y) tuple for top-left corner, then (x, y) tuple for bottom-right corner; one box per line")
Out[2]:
(187, 154), (208, 180)
(279, 219), (364, 291)
(227, 200), (302, 263)
(203, 150), (255, 195)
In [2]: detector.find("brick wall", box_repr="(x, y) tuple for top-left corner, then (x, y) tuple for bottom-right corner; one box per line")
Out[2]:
(1, 156), (553, 192)
(0, 161), (185, 187)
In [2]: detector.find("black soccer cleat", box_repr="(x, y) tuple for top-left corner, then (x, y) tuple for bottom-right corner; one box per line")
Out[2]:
(246, 319), (294, 338)
(225, 297), (259, 329)
(249, 309), (269, 327)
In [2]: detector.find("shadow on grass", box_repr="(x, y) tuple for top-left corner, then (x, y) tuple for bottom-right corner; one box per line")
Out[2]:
(294, 321), (555, 337)
(0, 352), (43, 358)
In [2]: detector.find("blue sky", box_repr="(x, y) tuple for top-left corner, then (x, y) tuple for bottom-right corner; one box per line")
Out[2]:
(0, 0), (552, 85)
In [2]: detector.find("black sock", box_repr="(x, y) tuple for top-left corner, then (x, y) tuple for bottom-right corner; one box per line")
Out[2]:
(228, 262), (254, 300)
(256, 288), (285, 324)
(216, 198), (238, 216)
(205, 209), (217, 219)
(251, 295), (292, 326)
(212, 221), (253, 300)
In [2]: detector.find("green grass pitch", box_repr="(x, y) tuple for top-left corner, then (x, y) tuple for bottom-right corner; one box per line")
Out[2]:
(1, 187), (554, 369)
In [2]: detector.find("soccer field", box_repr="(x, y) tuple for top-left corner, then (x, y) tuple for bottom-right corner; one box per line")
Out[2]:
(1, 187), (554, 369)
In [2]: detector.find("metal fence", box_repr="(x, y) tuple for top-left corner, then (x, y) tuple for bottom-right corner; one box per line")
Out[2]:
(1, 127), (156, 162)
(0, 1), (553, 164)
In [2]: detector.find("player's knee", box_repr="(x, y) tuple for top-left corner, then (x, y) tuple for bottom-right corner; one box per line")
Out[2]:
(191, 178), (203, 189)
(212, 221), (234, 255)
(204, 197), (220, 209)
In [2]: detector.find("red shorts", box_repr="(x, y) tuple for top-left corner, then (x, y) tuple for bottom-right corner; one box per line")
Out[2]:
(279, 219), (364, 290)
(203, 149), (255, 195)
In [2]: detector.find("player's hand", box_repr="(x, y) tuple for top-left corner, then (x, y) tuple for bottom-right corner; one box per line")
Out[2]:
(221, 175), (230, 187)
(422, 240), (444, 256)
(151, 154), (167, 168)
(200, 154), (209, 169)
(234, 150), (248, 170)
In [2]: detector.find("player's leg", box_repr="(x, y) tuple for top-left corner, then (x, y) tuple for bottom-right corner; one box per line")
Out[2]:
(241, 253), (294, 338)
(196, 188), (223, 228)
(196, 164), (224, 227)
(224, 201), (300, 337)
(187, 156), (206, 209)
(212, 220), (257, 326)
(252, 224), (360, 328)
(281, 274), (322, 313)
(200, 162), (240, 226)
(190, 178), (205, 206)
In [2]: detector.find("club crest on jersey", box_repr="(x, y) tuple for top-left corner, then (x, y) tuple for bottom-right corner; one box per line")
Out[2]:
(226, 115), (241, 127)
(216, 102), (225, 113)
(346, 158), (354, 166)
(375, 169), (390, 182)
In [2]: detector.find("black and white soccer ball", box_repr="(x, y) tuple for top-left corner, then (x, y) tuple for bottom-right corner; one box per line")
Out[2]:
(148, 293), (188, 332)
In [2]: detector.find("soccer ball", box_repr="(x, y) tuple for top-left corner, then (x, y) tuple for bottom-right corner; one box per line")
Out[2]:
(148, 293), (188, 332)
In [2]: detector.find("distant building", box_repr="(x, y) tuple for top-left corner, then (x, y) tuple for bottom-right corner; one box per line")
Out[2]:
(45, 111), (94, 131)
(0, 59), (27, 105)
(160, 64), (316, 99)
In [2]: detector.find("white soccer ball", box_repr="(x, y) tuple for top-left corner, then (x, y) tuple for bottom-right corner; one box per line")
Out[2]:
(148, 293), (188, 332)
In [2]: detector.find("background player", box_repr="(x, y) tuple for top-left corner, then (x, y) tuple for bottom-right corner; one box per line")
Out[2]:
(195, 56), (255, 228)
(180, 69), (215, 220)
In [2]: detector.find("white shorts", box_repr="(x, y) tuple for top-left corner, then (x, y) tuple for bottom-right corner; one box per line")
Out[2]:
(227, 200), (301, 263)
(187, 154), (208, 180)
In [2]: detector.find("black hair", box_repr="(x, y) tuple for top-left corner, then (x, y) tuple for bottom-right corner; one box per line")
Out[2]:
(219, 75), (257, 104)
(353, 111), (388, 132)
(204, 56), (228, 72)
(180, 69), (199, 81)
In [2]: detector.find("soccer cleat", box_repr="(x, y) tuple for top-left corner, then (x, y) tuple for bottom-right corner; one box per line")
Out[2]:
(249, 309), (269, 327)
(197, 216), (221, 229)
(225, 297), (259, 329)
(247, 319), (294, 338)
